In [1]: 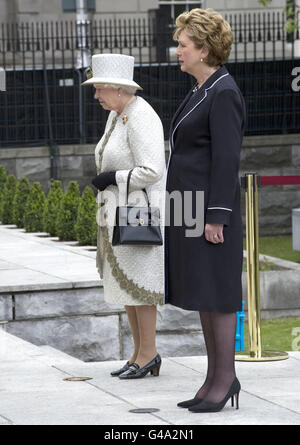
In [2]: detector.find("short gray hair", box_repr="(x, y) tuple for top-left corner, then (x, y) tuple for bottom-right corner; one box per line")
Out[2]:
(103, 84), (137, 95)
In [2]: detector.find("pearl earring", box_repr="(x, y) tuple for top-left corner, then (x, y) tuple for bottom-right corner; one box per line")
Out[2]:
(200, 58), (203, 62)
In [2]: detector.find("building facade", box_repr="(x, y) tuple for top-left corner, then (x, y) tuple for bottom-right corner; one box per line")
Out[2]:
(0, 0), (297, 23)
(0, 0), (158, 23)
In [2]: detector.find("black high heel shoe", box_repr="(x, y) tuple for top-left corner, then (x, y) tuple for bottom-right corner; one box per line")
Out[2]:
(119, 354), (161, 379)
(188, 378), (241, 413)
(110, 361), (131, 377)
(177, 398), (203, 409)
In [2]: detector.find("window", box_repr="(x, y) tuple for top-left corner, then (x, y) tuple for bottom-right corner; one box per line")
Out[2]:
(62, 0), (95, 13)
(159, 1), (203, 23)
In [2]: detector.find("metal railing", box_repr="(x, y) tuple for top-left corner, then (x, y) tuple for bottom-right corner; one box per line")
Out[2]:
(1, 11), (299, 66)
(0, 12), (299, 148)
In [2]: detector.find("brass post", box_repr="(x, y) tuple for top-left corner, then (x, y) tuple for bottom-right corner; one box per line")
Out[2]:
(235, 173), (289, 361)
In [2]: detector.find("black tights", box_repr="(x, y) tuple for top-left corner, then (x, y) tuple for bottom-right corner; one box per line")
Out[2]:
(196, 311), (237, 403)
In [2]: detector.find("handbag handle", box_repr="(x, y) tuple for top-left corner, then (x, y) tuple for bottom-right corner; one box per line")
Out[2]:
(126, 169), (151, 207)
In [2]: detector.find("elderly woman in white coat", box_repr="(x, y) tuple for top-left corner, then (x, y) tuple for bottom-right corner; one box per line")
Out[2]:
(82, 54), (166, 379)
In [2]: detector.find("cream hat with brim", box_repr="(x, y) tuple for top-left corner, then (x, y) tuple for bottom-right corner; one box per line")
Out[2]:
(82, 53), (142, 90)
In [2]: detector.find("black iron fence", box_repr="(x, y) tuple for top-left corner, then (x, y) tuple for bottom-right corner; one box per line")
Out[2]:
(0, 12), (300, 148)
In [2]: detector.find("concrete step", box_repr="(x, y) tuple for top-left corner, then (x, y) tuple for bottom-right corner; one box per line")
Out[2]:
(38, 345), (84, 365)
(0, 329), (83, 366)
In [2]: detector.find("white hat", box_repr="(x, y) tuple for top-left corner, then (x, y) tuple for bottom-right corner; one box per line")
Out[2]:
(82, 53), (142, 90)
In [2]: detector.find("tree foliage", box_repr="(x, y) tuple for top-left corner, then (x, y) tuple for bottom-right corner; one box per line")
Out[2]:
(56, 181), (80, 241)
(1, 174), (17, 224)
(0, 165), (7, 222)
(0, 170), (99, 248)
(43, 180), (64, 236)
(258, 0), (298, 34)
(75, 186), (97, 246)
(13, 177), (31, 228)
(24, 182), (46, 232)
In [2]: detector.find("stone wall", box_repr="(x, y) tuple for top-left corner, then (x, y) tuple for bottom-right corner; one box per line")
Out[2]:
(0, 283), (206, 362)
(1, 134), (300, 235)
(239, 135), (300, 235)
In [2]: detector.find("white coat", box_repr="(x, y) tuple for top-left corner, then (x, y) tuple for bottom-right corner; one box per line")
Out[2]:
(95, 96), (166, 306)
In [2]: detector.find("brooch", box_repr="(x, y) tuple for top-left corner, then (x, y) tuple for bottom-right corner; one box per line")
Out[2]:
(122, 114), (128, 125)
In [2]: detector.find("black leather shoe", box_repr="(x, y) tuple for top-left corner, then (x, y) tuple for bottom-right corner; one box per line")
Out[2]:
(188, 378), (241, 413)
(119, 354), (161, 379)
(177, 398), (203, 408)
(110, 361), (131, 377)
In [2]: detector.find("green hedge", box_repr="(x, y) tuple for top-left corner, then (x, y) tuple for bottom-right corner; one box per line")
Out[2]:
(75, 186), (98, 246)
(13, 177), (31, 228)
(24, 182), (46, 232)
(0, 167), (97, 246)
(43, 180), (64, 236)
(1, 174), (17, 224)
(56, 181), (80, 241)
(0, 165), (7, 221)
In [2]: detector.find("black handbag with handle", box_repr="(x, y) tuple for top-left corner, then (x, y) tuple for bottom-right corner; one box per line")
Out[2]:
(112, 169), (163, 246)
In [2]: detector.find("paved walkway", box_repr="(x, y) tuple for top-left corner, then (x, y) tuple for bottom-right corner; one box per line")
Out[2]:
(0, 330), (299, 426)
(0, 225), (100, 293)
(0, 225), (300, 426)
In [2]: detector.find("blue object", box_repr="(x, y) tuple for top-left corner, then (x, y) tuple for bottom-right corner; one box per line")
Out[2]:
(235, 301), (245, 351)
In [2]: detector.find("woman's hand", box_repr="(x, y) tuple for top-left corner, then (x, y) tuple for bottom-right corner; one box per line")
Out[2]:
(92, 171), (116, 191)
(205, 223), (224, 244)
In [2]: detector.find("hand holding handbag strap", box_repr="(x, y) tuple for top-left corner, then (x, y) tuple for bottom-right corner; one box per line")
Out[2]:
(126, 169), (151, 207)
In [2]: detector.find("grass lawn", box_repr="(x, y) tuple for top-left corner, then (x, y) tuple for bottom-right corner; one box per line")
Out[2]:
(243, 235), (300, 263)
(243, 317), (300, 352)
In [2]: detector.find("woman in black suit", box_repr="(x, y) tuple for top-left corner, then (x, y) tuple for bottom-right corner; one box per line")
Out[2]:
(165, 8), (246, 413)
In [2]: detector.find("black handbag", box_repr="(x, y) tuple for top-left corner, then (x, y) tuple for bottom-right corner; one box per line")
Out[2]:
(112, 169), (163, 246)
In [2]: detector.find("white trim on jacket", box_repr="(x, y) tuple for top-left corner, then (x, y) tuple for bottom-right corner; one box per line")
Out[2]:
(169, 73), (229, 155)
(166, 73), (229, 175)
(207, 207), (232, 212)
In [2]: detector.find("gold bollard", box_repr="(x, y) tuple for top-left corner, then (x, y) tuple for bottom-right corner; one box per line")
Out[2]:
(235, 173), (288, 361)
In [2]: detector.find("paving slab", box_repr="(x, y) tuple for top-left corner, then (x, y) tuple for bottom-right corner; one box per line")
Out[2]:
(0, 329), (299, 426)
(1, 224), (300, 426)
(0, 225), (101, 292)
